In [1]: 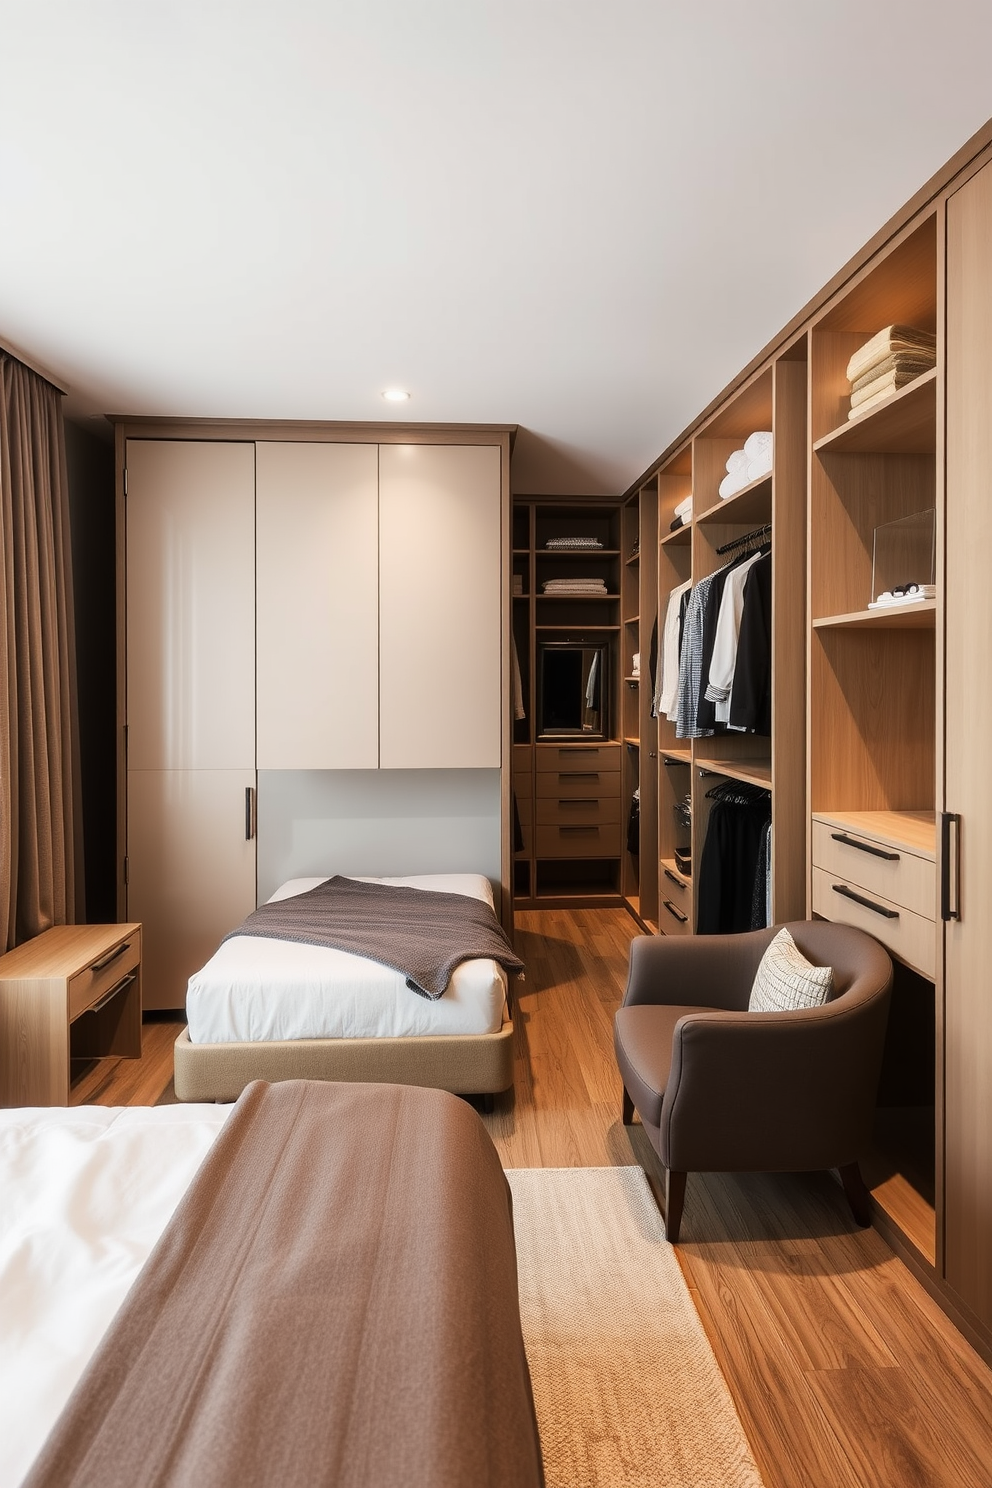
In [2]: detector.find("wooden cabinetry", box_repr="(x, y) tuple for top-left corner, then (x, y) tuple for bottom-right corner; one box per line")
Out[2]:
(255, 441), (380, 770)
(126, 441), (257, 1010)
(0, 924), (141, 1106)
(511, 501), (624, 906)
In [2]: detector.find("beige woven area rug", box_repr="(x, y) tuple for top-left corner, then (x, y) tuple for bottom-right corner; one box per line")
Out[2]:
(507, 1166), (765, 1488)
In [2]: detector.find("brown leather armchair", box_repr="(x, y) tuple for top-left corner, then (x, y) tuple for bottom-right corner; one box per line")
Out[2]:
(614, 921), (893, 1242)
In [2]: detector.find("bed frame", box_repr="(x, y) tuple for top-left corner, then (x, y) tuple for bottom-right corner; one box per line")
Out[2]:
(173, 1005), (515, 1106)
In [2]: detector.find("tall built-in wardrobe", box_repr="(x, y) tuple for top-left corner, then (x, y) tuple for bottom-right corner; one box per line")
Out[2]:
(614, 124), (992, 1364)
(118, 425), (512, 1011)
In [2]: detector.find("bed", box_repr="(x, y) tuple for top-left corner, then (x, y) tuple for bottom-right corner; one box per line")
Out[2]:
(173, 872), (518, 1104)
(1, 1082), (544, 1488)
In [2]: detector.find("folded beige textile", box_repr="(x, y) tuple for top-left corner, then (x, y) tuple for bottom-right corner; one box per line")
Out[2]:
(849, 364), (930, 410)
(850, 349), (936, 394)
(23, 1081), (545, 1488)
(846, 324), (936, 384)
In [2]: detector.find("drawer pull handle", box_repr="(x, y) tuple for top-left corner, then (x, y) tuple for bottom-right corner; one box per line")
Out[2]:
(830, 832), (899, 862)
(559, 825), (598, 834)
(663, 867), (687, 889)
(88, 971), (137, 1016)
(831, 883), (899, 920)
(558, 798), (597, 806)
(560, 772), (599, 781)
(662, 899), (688, 924)
(90, 942), (130, 973)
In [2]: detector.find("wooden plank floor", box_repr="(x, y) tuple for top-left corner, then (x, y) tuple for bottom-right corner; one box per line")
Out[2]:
(72, 906), (992, 1488)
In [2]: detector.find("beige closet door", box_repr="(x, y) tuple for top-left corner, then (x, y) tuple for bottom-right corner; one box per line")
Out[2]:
(125, 440), (256, 1009)
(256, 442), (379, 768)
(126, 441), (255, 770)
(378, 444), (502, 768)
(127, 769), (256, 1009)
(944, 161), (992, 1330)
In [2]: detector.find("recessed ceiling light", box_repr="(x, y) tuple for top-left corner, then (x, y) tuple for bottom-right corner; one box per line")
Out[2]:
(381, 388), (411, 402)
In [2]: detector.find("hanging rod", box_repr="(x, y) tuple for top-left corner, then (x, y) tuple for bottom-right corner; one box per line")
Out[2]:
(716, 523), (771, 556)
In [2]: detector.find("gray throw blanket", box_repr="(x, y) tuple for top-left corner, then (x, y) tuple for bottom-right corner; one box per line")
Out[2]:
(224, 876), (525, 999)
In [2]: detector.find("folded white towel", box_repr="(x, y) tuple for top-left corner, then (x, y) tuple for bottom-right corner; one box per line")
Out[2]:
(719, 470), (750, 500)
(746, 450), (773, 482)
(725, 449), (749, 480)
(868, 584), (936, 608)
(674, 494), (693, 519)
(846, 326), (936, 386)
(743, 431), (773, 464)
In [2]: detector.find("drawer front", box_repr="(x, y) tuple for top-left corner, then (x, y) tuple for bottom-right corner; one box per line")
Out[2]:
(512, 744), (533, 775)
(536, 797), (621, 826)
(68, 933), (141, 1023)
(536, 769), (620, 799)
(811, 819), (935, 920)
(536, 744), (621, 772)
(660, 893), (691, 935)
(536, 824), (622, 859)
(811, 867), (935, 980)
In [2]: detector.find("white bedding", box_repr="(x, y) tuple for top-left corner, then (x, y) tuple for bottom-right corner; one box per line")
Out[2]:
(0, 1103), (231, 1488)
(186, 872), (508, 1045)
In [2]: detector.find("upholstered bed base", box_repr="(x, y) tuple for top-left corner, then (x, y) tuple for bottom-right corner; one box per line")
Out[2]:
(173, 1009), (515, 1103)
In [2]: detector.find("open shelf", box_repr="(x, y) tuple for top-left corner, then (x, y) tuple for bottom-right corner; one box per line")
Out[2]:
(696, 756), (772, 789)
(813, 601), (936, 631)
(813, 368), (937, 456)
(537, 593), (618, 601)
(661, 524), (691, 547)
(537, 548), (620, 557)
(535, 624), (620, 632)
(661, 747), (691, 764)
(624, 736), (639, 747)
(696, 472), (772, 526)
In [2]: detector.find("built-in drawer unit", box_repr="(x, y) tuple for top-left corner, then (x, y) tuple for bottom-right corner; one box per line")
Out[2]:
(659, 869), (691, 936)
(536, 743), (621, 772)
(536, 797), (621, 826)
(811, 816), (936, 921)
(536, 770), (621, 800)
(535, 824), (622, 859)
(812, 866), (935, 979)
(67, 933), (141, 1023)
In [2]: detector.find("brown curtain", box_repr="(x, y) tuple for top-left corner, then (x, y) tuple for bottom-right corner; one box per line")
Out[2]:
(0, 352), (82, 949)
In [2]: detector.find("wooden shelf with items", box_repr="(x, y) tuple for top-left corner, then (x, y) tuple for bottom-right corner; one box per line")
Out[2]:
(511, 498), (625, 910)
(813, 602), (936, 631)
(696, 756), (772, 790)
(620, 477), (659, 926)
(807, 212), (939, 1276)
(695, 472), (772, 526)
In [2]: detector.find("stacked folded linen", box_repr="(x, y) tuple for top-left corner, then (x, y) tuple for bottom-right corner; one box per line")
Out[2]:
(545, 536), (604, 550)
(846, 325), (936, 420)
(718, 431), (774, 499)
(542, 577), (608, 595)
(670, 493), (693, 530)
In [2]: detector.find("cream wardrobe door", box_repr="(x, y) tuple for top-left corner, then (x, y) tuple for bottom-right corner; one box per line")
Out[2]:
(378, 444), (502, 769)
(126, 441), (255, 770)
(255, 442), (379, 769)
(944, 160), (992, 1330)
(127, 770), (256, 1010)
(125, 440), (256, 1009)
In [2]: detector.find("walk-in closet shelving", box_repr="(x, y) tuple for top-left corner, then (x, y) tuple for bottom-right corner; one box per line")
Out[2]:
(620, 481), (658, 931)
(808, 210), (940, 1267)
(512, 498), (624, 908)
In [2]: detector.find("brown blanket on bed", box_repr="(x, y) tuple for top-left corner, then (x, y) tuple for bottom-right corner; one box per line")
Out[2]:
(223, 875), (525, 998)
(24, 1081), (544, 1488)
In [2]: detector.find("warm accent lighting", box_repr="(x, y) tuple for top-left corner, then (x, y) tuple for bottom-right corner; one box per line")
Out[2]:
(381, 388), (411, 402)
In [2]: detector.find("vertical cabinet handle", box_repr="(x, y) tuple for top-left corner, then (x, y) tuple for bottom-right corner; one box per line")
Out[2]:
(245, 786), (255, 841)
(941, 811), (960, 921)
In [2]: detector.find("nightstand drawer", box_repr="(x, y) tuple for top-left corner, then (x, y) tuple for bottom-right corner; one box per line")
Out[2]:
(68, 934), (141, 1023)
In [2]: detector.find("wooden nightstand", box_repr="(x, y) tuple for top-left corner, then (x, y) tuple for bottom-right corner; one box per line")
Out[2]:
(0, 924), (142, 1106)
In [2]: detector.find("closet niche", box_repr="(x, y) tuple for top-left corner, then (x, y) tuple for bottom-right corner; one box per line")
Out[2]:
(120, 426), (511, 1009)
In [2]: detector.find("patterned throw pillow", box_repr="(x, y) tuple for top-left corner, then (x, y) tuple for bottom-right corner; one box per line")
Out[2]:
(748, 927), (833, 1013)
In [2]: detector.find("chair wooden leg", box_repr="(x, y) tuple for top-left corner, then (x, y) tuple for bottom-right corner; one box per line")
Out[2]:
(664, 1169), (687, 1244)
(839, 1161), (872, 1227)
(621, 1085), (634, 1125)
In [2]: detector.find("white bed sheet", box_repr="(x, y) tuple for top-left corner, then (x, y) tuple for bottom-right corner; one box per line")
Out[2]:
(186, 873), (508, 1045)
(0, 1103), (231, 1488)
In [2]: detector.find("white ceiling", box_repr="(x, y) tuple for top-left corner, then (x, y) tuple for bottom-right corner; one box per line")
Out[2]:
(2, 1), (992, 494)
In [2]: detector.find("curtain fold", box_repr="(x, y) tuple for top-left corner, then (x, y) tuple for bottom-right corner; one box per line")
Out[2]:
(0, 353), (81, 948)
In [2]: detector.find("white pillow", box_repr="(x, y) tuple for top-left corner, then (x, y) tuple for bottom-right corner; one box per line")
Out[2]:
(748, 927), (833, 1013)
